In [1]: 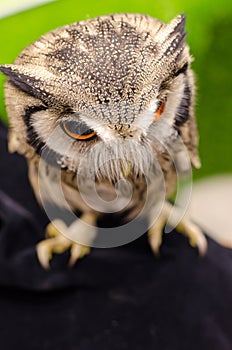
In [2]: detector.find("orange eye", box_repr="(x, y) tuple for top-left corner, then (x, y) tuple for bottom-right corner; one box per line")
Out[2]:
(154, 100), (166, 121)
(62, 120), (96, 140)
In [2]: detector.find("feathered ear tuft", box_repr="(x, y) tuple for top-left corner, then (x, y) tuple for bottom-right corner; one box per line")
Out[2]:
(167, 14), (187, 53)
(0, 64), (54, 102)
(168, 14), (186, 36)
(155, 14), (187, 64)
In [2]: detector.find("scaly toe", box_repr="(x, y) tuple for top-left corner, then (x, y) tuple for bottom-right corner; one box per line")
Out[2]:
(45, 219), (68, 238)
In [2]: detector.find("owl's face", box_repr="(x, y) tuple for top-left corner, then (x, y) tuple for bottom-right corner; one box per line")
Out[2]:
(0, 14), (192, 181)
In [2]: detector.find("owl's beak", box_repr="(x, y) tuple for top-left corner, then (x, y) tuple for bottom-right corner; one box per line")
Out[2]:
(121, 162), (131, 177)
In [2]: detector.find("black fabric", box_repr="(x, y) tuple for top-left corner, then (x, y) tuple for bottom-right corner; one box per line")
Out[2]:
(0, 121), (231, 349)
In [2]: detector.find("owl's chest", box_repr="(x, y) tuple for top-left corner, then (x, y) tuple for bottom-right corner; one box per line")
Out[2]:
(30, 154), (176, 223)
(62, 173), (148, 218)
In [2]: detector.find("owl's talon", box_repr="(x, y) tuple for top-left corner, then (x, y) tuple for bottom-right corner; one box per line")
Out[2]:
(149, 239), (161, 257)
(148, 229), (162, 257)
(148, 202), (207, 256)
(36, 240), (53, 269)
(148, 212), (167, 256)
(176, 220), (208, 256)
(36, 220), (91, 269)
(36, 235), (71, 269)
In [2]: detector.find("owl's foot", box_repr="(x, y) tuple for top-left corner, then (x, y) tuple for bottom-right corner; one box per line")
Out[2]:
(36, 214), (97, 269)
(148, 202), (207, 256)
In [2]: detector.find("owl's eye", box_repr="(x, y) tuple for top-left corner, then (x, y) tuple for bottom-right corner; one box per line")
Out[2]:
(61, 120), (96, 140)
(153, 99), (166, 121)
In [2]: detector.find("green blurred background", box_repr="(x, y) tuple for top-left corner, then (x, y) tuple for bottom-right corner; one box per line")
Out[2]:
(0, 0), (231, 180)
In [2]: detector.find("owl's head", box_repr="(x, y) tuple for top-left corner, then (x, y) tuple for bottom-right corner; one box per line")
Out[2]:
(0, 13), (194, 181)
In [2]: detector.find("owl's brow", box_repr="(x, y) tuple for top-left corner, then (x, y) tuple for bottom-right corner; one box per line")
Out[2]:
(59, 111), (83, 123)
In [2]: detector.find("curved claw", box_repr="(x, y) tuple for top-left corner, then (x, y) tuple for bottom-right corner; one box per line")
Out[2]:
(148, 212), (167, 257)
(36, 240), (54, 269)
(177, 220), (208, 256)
(148, 231), (162, 257)
(69, 245), (90, 267)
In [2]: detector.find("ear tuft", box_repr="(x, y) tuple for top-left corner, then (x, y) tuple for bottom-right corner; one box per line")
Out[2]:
(168, 14), (186, 36)
(0, 64), (52, 101)
(156, 14), (187, 63)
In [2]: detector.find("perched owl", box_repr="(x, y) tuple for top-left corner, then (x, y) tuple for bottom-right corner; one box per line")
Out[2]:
(0, 13), (207, 268)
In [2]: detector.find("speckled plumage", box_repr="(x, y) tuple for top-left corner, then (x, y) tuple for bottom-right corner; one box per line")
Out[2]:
(0, 13), (206, 268)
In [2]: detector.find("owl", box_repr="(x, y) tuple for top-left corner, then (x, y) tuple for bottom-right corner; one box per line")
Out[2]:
(0, 13), (207, 268)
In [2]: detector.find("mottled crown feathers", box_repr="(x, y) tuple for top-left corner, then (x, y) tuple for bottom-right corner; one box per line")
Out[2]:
(0, 14), (188, 109)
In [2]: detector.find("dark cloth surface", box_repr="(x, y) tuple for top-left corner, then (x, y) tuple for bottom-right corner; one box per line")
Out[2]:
(0, 121), (232, 350)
